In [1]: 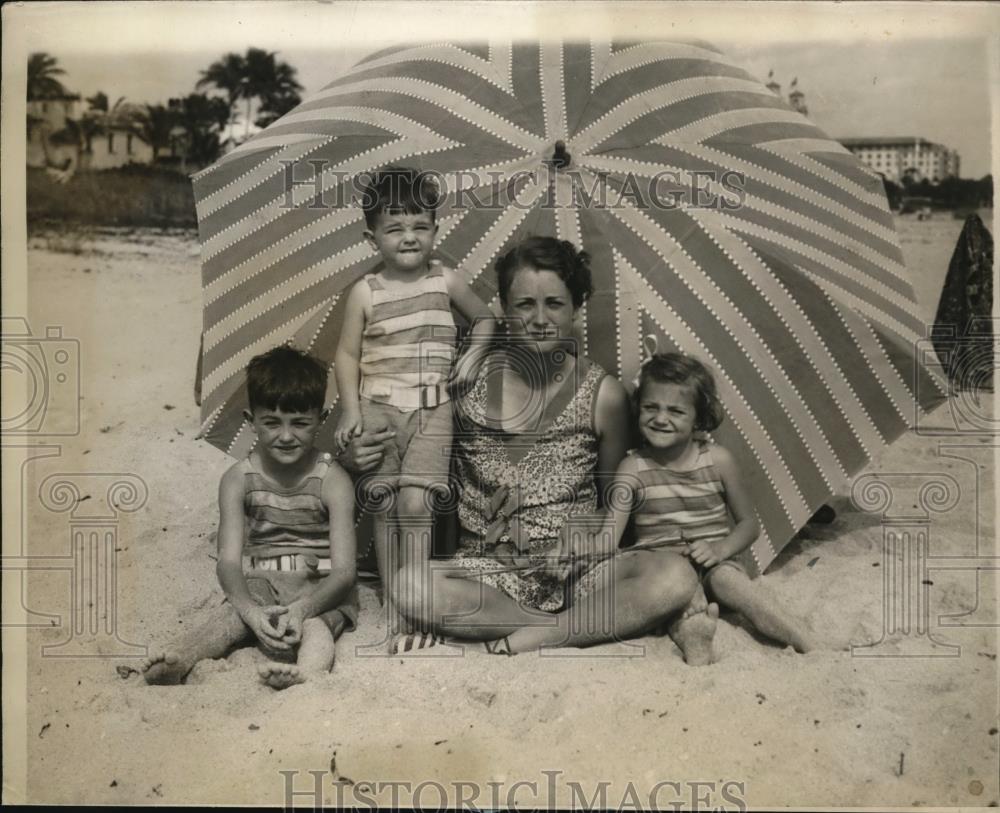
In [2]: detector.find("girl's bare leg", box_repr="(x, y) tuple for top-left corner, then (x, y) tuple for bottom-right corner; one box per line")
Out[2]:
(706, 566), (814, 653)
(505, 550), (699, 653)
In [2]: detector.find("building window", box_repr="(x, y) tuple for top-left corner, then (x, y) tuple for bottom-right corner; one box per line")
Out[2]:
(108, 132), (115, 153)
(127, 133), (133, 155)
(42, 102), (48, 113)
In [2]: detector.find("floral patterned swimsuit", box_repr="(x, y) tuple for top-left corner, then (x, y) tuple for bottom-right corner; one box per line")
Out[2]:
(452, 353), (608, 612)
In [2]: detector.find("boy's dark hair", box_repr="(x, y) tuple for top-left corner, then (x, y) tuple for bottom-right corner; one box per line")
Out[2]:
(246, 345), (327, 414)
(360, 166), (440, 231)
(634, 353), (725, 432)
(495, 235), (594, 309)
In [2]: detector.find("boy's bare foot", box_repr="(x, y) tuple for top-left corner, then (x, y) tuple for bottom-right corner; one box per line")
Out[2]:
(669, 601), (719, 666)
(141, 651), (192, 685)
(258, 662), (307, 690)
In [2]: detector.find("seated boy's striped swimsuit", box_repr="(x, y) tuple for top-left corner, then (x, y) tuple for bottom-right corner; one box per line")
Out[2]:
(243, 452), (334, 568)
(241, 452), (358, 630)
(629, 441), (747, 576)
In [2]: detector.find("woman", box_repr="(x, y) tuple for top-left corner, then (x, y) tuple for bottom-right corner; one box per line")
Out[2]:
(389, 236), (702, 654)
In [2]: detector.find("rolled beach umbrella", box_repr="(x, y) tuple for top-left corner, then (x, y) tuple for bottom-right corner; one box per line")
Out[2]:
(193, 39), (946, 575)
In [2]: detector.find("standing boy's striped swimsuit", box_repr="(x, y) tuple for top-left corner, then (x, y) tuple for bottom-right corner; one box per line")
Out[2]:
(359, 265), (457, 411)
(355, 264), (457, 492)
(629, 441), (746, 575)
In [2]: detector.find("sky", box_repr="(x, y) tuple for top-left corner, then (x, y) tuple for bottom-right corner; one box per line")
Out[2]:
(8, 1), (997, 177)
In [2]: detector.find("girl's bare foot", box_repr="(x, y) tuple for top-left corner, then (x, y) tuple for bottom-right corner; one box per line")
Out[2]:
(669, 601), (719, 666)
(258, 662), (307, 690)
(141, 651), (192, 685)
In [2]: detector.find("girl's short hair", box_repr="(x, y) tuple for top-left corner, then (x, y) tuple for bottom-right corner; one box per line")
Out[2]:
(246, 345), (327, 414)
(495, 236), (593, 309)
(633, 353), (725, 432)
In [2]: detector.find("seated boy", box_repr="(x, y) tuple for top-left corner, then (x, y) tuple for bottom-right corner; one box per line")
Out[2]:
(141, 345), (358, 689)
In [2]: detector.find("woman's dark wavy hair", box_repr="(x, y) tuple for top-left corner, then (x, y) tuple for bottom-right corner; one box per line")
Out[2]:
(633, 353), (725, 432)
(495, 236), (593, 308)
(246, 345), (327, 414)
(360, 165), (440, 231)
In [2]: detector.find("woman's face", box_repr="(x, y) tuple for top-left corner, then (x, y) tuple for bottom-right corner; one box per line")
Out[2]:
(503, 266), (577, 353)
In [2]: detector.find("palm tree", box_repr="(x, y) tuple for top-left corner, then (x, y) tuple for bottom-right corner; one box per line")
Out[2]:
(27, 52), (68, 100)
(197, 48), (303, 141)
(137, 104), (177, 161)
(196, 52), (246, 135)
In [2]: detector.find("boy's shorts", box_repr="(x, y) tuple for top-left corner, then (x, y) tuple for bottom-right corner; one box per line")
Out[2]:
(359, 397), (453, 498)
(243, 562), (359, 636)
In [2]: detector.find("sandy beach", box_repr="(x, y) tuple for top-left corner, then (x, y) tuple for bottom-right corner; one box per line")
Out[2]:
(11, 212), (998, 807)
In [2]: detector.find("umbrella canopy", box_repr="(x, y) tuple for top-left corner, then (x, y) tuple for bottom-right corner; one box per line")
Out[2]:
(193, 39), (946, 575)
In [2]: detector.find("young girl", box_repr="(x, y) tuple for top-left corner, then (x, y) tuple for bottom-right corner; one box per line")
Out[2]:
(583, 352), (813, 663)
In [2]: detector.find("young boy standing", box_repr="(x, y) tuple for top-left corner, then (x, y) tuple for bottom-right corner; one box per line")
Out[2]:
(334, 166), (494, 651)
(142, 346), (358, 688)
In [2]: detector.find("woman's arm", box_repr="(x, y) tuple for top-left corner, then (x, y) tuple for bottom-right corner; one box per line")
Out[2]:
(592, 373), (631, 509)
(443, 266), (496, 389)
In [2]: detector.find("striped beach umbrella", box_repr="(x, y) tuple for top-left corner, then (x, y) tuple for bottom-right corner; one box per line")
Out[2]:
(193, 39), (946, 575)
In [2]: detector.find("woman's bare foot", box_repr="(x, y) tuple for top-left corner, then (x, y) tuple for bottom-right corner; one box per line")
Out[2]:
(141, 651), (192, 685)
(668, 599), (719, 666)
(258, 662), (307, 690)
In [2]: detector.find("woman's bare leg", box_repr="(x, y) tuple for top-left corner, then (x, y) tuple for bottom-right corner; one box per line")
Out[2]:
(505, 550), (699, 653)
(393, 561), (556, 641)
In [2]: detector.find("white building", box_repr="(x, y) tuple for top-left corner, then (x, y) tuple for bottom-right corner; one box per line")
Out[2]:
(840, 137), (961, 184)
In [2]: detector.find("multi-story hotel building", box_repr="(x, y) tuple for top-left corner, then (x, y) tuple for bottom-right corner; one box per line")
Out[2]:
(839, 137), (961, 184)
